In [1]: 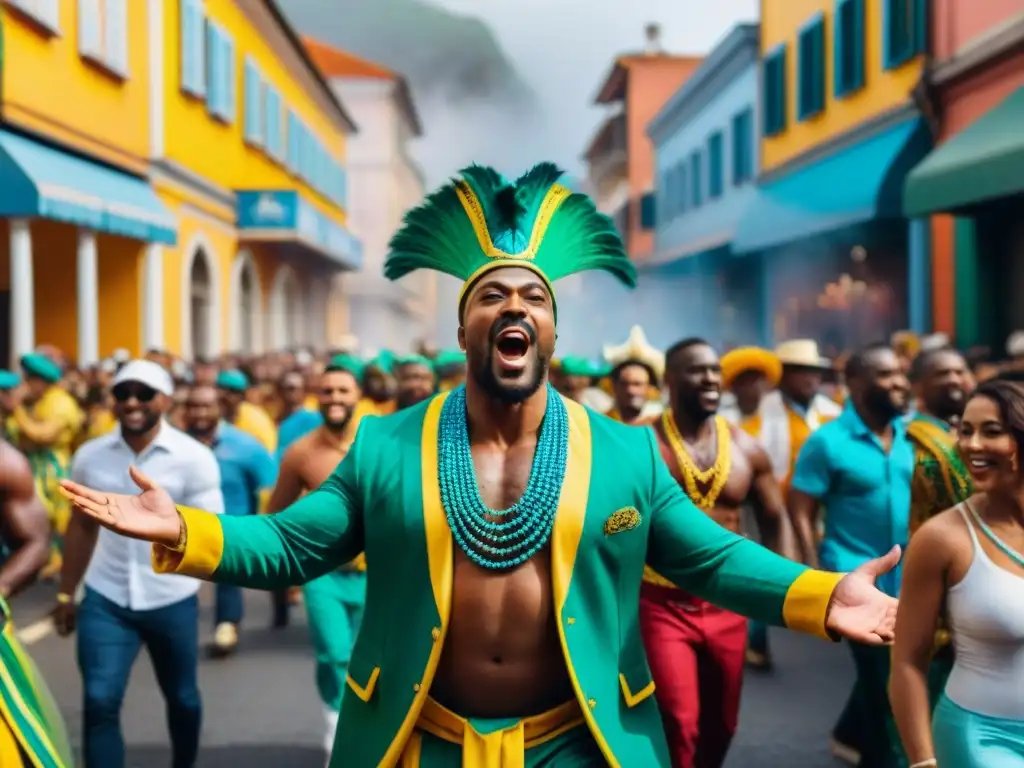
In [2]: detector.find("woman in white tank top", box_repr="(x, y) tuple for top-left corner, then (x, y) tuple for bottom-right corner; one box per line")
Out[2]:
(891, 379), (1024, 768)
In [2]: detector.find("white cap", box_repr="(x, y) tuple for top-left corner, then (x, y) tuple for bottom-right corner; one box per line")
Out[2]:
(112, 360), (174, 397)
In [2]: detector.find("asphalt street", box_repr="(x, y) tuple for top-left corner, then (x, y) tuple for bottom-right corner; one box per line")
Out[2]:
(12, 584), (854, 767)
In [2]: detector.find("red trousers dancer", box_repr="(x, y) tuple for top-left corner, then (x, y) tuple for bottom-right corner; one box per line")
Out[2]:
(640, 578), (748, 768)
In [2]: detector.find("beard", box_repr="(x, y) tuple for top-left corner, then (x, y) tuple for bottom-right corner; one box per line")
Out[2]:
(120, 411), (161, 436)
(322, 404), (353, 433)
(673, 389), (717, 422)
(469, 318), (547, 405)
(865, 387), (906, 421)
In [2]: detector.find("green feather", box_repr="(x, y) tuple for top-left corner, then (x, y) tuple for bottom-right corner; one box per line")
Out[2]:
(384, 163), (636, 294)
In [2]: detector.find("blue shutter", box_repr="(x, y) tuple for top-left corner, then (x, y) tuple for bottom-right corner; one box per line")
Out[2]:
(223, 34), (236, 122)
(179, 0), (194, 93)
(78, 0), (102, 59)
(205, 23), (219, 115)
(191, 0), (207, 97)
(105, 0), (129, 74)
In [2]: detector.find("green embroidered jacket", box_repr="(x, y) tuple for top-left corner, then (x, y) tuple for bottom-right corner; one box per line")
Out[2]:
(155, 393), (842, 767)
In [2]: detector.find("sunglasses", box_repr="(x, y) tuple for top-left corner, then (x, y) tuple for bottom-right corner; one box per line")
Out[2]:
(112, 384), (158, 403)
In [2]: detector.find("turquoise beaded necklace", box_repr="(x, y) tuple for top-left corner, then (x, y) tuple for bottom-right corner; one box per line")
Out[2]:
(437, 384), (568, 569)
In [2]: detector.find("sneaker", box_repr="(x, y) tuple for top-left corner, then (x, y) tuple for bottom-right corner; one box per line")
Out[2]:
(212, 622), (238, 656)
(828, 737), (861, 765)
(745, 648), (773, 672)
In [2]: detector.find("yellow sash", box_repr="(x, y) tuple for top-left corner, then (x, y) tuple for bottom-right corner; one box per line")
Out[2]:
(0, 716), (22, 767)
(400, 697), (583, 767)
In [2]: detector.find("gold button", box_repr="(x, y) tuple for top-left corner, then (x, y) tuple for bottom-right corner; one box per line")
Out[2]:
(567, 617), (576, 625)
(431, 627), (441, 640)
(413, 683), (421, 692)
(588, 698), (596, 709)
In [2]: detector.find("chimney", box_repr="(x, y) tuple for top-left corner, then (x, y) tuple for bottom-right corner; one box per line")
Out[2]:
(644, 23), (662, 55)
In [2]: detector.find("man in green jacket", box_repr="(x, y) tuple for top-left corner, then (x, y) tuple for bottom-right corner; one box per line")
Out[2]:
(61, 163), (901, 768)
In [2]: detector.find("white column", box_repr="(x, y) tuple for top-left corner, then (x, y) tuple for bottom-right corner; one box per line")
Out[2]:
(76, 229), (99, 367)
(9, 220), (34, 367)
(142, 243), (164, 350)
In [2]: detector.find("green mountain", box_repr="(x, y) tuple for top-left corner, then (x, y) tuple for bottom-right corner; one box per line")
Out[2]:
(278, 0), (536, 108)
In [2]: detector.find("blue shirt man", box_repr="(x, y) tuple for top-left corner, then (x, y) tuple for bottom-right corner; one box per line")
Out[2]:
(183, 384), (277, 655)
(791, 403), (913, 598)
(788, 343), (912, 768)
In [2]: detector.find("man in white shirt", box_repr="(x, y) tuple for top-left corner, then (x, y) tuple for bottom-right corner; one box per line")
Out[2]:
(53, 360), (223, 768)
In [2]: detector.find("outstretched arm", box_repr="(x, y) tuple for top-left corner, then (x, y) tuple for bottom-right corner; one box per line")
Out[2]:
(154, 444), (364, 589)
(61, 428), (371, 591)
(644, 430), (896, 643)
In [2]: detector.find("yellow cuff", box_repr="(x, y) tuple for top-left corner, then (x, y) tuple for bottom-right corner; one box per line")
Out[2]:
(782, 569), (845, 641)
(151, 506), (224, 578)
(257, 489), (272, 515)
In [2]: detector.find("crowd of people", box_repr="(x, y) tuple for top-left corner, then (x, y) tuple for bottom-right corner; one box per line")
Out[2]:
(0, 161), (1021, 768)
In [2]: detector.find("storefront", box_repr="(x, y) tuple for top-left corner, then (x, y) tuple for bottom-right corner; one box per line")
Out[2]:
(734, 112), (930, 348)
(905, 77), (1024, 350)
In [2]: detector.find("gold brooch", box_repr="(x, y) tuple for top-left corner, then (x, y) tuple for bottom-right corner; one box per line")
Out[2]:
(604, 506), (641, 536)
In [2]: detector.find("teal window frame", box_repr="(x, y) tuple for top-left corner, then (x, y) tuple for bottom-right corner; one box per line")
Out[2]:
(731, 108), (754, 185)
(660, 168), (674, 221)
(707, 131), (724, 199)
(640, 192), (656, 229)
(762, 44), (787, 137)
(690, 151), (702, 208)
(797, 12), (826, 121)
(883, 0), (926, 70)
(834, 0), (865, 97)
(674, 160), (687, 216)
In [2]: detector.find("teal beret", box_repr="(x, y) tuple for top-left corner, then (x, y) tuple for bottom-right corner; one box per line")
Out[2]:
(216, 370), (249, 392)
(19, 353), (62, 384)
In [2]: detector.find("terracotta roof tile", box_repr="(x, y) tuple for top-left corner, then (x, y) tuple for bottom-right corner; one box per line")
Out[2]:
(302, 36), (396, 80)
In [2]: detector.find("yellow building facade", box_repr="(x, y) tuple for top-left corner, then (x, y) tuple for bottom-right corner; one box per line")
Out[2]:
(0, 0), (359, 367)
(736, 0), (931, 345)
(759, 0), (924, 172)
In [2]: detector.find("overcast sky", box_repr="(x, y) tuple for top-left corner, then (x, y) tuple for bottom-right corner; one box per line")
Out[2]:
(417, 0), (759, 180)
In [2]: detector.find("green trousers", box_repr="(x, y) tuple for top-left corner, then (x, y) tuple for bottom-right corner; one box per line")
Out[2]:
(303, 570), (365, 710)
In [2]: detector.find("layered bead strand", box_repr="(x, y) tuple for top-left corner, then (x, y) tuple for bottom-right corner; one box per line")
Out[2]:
(438, 385), (568, 569)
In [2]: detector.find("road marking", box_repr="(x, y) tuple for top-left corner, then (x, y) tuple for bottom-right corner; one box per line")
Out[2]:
(16, 617), (54, 646)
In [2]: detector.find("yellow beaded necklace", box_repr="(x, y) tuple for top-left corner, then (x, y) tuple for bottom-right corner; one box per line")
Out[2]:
(661, 410), (732, 510)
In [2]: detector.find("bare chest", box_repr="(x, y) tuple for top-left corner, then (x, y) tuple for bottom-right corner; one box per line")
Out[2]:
(655, 426), (753, 508)
(469, 442), (537, 513)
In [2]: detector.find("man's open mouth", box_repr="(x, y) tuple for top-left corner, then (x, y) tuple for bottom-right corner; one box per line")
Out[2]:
(495, 328), (531, 366)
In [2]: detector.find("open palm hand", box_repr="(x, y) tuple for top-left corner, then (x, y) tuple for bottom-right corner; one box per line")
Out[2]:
(60, 466), (182, 548)
(825, 545), (901, 644)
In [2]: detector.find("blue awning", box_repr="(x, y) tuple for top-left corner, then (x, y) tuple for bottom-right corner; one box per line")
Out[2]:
(733, 117), (930, 254)
(236, 190), (362, 270)
(0, 130), (177, 244)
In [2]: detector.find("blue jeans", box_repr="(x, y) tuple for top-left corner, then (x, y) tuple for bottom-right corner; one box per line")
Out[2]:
(215, 584), (244, 625)
(77, 588), (202, 768)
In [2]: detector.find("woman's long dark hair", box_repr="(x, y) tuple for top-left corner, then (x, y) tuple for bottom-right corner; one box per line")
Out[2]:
(971, 378), (1024, 448)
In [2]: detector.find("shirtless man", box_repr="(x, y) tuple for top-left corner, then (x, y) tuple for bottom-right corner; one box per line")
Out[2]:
(61, 164), (901, 767)
(264, 363), (363, 758)
(0, 439), (51, 598)
(643, 337), (797, 768)
(0, 440), (71, 768)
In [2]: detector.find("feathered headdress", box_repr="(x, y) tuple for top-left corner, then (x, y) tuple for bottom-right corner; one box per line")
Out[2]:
(384, 163), (636, 319)
(603, 325), (665, 382)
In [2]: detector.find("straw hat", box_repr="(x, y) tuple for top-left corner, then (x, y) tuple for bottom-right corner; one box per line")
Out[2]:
(720, 347), (782, 389)
(775, 339), (831, 370)
(602, 325), (665, 382)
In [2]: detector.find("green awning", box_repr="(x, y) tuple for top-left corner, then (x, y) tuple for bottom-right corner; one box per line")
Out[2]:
(904, 85), (1024, 217)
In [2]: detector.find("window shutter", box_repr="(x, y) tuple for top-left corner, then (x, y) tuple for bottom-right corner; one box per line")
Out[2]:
(78, 0), (102, 59)
(105, 0), (129, 75)
(223, 34), (236, 122)
(206, 23), (221, 115)
(38, 0), (61, 31)
(192, 2), (207, 97)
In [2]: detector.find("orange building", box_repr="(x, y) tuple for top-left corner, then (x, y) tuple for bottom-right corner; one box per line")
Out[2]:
(903, 0), (1024, 349)
(583, 25), (701, 261)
